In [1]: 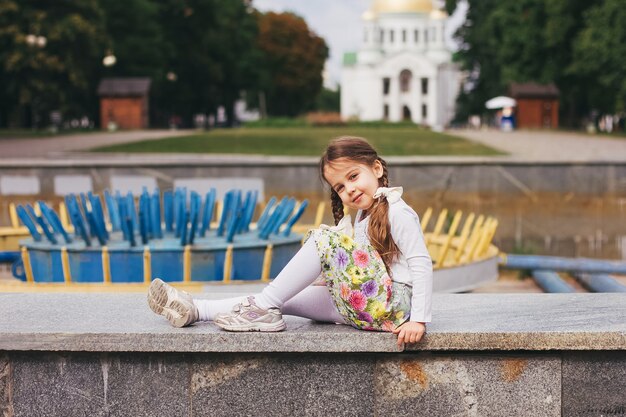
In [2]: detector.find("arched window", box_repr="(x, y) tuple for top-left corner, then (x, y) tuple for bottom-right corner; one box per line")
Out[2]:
(400, 69), (412, 93)
(403, 105), (412, 121)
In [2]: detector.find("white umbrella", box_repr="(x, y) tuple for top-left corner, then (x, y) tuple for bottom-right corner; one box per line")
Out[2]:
(485, 96), (517, 109)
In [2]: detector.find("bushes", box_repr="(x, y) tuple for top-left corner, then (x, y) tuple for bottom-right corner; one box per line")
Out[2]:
(243, 117), (308, 128)
(305, 112), (345, 126)
(243, 114), (426, 129)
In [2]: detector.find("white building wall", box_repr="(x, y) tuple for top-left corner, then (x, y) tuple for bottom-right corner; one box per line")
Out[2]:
(378, 14), (429, 55)
(436, 63), (461, 128)
(360, 70), (383, 120)
(342, 66), (383, 121)
(411, 75), (421, 124)
(428, 76), (438, 127)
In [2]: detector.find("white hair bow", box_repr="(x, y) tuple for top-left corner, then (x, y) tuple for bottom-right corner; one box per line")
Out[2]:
(373, 186), (403, 203)
(319, 214), (353, 237)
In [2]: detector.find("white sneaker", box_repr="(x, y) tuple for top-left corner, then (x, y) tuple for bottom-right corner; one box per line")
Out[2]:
(147, 278), (199, 328)
(215, 296), (286, 332)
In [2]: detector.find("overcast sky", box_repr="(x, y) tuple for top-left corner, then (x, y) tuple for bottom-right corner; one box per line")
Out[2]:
(253, 0), (468, 89)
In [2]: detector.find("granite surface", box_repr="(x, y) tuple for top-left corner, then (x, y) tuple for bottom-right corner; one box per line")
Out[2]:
(0, 293), (624, 352)
(4, 351), (575, 417)
(191, 354), (376, 417)
(374, 353), (561, 417)
(562, 351), (626, 417)
(10, 353), (190, 417)
(0, 354), (14, 417)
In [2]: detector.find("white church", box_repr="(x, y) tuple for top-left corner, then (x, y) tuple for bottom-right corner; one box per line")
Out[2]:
(340, 0), (461, 129)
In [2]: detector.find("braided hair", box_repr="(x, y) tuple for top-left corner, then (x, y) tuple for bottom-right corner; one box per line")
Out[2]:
(330, 188), (344, 225)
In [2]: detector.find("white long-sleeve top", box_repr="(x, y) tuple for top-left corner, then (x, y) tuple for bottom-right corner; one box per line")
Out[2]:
(354, 198), (433, 322)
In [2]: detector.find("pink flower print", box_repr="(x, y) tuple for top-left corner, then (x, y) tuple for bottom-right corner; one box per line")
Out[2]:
(340, 282), (350, 300)
(334, 248), (349, 270)
(382, 320), (395, 332)
(357, 311), (373, 323)
(383, 275), (392, 287)
(348, 290), (367, 311)
(360, 280), (378, 297)
(352, 249), (370, 268)
(386, 285), (392, 302)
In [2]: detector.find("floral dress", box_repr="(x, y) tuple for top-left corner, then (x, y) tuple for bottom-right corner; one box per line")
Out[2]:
(305, 215), (411, 332)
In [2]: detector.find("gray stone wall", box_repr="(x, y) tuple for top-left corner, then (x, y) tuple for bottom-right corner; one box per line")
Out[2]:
(1, 351), (625, 416)
(1, 159), (625, 197)
(1, 292), (624, 416)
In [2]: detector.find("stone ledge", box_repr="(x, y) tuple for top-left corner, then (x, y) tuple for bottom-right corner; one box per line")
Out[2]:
(0, 293), (624, 353)
(2, 154), (626, 167)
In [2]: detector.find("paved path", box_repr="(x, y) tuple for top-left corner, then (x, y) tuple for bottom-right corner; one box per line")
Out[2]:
(0, 128), (625, 162)
(450, 129), (626, 162)
(0, 129), (190, 158)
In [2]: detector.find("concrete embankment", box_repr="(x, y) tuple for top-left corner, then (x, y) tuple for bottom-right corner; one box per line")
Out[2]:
(1, 155), (625, 197)
(0, 292), (624, 416)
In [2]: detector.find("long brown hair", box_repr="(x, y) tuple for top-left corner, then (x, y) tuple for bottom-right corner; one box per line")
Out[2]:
(319, 136), (399, 273)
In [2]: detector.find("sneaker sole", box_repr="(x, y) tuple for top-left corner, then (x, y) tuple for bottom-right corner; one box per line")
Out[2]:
(218, 320), (287, 332)
(147, 279), (194, 328)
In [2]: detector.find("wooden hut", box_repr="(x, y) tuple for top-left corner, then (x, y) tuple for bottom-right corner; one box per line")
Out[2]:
(509, 83), (559, 129)
(98, 78), (151, 129)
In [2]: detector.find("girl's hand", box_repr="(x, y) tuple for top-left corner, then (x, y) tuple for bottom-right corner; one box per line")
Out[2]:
(392, 321), (426, 348)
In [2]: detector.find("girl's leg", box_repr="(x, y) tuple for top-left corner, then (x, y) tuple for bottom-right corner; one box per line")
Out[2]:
(281, 286), (347, 324)
(194, 238), (323, 321)
(249, 237), (322, 309)
(195, 285), (346, 324)
(150, 234), (348, 327)
(195, 295), (246, 321)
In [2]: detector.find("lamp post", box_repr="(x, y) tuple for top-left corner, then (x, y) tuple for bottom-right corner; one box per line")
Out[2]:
(101, 50), (117, 131)
(165, 71), (180, 129)
(25, 33), (47, 129)
(25, 34), (46, 48)
(103, 50), (116, 67)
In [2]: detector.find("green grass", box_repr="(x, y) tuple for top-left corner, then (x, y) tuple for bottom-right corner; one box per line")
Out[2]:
(92, 126), (505, 156)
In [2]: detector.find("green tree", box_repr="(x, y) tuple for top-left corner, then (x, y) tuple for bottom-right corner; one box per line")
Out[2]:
(542, 0), (595, 125)
(256, 12), (328, 117)
(99, 0), (165, 79)
(447, 0), (598, 126)
(570, 0), (626, 113)
(315, 87), (340, 112)
(0, 0), (107, 127)
(446, 0), (506, 122)
(156, 0), (260, 126)
(99, 0), (169, 126)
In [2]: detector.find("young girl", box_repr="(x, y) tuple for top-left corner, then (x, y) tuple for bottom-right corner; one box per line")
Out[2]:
(148, 136), (433, 346)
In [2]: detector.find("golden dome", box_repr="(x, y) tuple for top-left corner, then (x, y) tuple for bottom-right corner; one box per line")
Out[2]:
(429, 9), (448, 19)
(372, 0), (434, 14)
(362, 10), (377, 21)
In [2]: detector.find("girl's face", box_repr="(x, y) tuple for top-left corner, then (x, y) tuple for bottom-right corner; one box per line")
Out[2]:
(323, 158), (383, 212)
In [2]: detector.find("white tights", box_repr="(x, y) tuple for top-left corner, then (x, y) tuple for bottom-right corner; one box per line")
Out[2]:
(194, 238), (347, 324)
